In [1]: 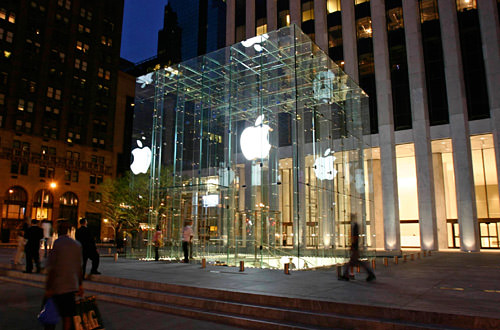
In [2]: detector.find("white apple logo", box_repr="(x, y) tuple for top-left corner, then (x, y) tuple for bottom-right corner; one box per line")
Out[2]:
(314, 148), (337, 180)
(130, 140), (152, 175)
(241, 34), (269, 52)
(240, 115), (271, 161)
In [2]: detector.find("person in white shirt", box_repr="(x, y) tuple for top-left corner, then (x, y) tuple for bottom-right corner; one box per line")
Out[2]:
(181, 221), (193, 263)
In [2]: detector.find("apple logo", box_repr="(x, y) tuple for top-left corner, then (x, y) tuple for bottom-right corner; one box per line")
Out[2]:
(136, 72), (153, 88)
(313, 148), (337, 180)
(241, 34), (269, 52)
(130, 140), (152, 175)
(240, 115), (271, 161)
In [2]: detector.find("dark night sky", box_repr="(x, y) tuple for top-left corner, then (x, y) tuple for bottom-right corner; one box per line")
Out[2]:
(120, 0), (168, 63)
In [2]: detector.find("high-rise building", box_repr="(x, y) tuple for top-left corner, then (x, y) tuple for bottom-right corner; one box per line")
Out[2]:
(225, 0), (500, 252)
(0, 0), (132, 242)
(158, 0), (226, 63)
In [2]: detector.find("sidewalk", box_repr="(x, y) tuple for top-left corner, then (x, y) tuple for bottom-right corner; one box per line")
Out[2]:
(2, 248), (500, 325)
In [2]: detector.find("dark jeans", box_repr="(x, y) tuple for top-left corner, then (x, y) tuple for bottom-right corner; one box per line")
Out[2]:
(182, 241), (189, 262)
(82, 249), (100, 275)
(25, 247), (40, 273)
(154, 246), (159, 261)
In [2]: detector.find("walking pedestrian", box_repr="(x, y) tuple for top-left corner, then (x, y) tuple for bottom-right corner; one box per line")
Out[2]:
(41, 219), (52, 258)
(339, 214), (376, 282)
(182, 221), (193, 263)
(24, 219), (44, 273)
(13, 217), (29, 265)
(75, 218), (100, 276)
(153, 225), (162, 261)
(44, 220), (84, 330)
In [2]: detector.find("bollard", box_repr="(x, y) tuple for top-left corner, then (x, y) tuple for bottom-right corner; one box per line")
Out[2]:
(239, 260), (244, 272)
(201, 258), (206, 268)
(284, 263), (290, 275)
(428, 250), (432, 256)
(410, 254), (414, 261)
(384, 257), (388, 267)
(371, 259), (376, 269)
(356, 265), (360, 273)
(394, 256), (399, 264)
(349, 266), (355, 279)
(114, 253), (118, 262)
(108, 248), (111, 254)
(423, 251), (427, 257)
(337, 265), (343, 278)
(403, 255), (407, 262)
(417, 252), (421, 259)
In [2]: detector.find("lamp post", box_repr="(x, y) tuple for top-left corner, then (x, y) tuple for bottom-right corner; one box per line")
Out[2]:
(39, 182), (57, 220)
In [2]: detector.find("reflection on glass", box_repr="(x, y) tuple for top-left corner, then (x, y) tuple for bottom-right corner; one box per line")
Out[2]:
(356, 17), (372, 39)
(386, 7), (404, 31)
(419, 0), (439, 23)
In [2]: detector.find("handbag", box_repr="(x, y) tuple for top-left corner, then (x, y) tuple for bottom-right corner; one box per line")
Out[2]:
(37, 297), (61, 325)
(73, 296), (105, 330)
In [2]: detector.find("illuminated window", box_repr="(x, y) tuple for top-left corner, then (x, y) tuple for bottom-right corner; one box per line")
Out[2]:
(26, 101), (34, 112)
(0, 9), (6, 20)
(355, 0), (370, 4)
(6, 31), (13, 43)
(74, 58), (80, 69)
(387, 6), (404, 31)
(327, 0), (341, 13)
(356, 17), (372, 39)
(419, 0), (439, 23)
(456, 0), (477, 12)
(54, 89), (61, 100)
(104, 70), (110, 80)
(0, 28), (3, 39)
(17, 99), (25, 111)
(278, 11), (290, 28)
(8, 13), (15, 23)
(302, 1), (314, 22)
(98, 68), (104, 78)
(471, 134), (500, 219)
(396, 144), (420, 247)
(328, 25), (342, 48)
(256, 17), (267, 36)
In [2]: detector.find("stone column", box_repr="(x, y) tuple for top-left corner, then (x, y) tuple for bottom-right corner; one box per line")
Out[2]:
(372, 159), (385, 250)
(432, 153), (449, 249)
(341, 0), (359, 83)
(267, 0), (278, 32)
(246, 0), (256, 39)
(313, 0), (328, 52)
(371, 0), (400, 251)
(290, 0), (301, 26)
(402, 0), (438, 250)
(438, 0), (479, 251)
(478, 0), (500, 208)
(226, 0), (236, 46)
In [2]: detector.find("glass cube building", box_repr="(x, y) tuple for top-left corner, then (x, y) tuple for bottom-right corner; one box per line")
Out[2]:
(134, 25), (374, 269)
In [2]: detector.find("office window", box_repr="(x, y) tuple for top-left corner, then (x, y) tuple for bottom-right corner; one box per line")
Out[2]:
(47, 167), (55, 178)
(302, 1), (314, 22)
(327, 0), (341, 13)
(0, 9), (6, 20)
(420, 0), (439, 23)
(90, 174), (96, 184)
(39, 166), (46, 177)
(356, 17), (372, 39)
(17, 99), (24, 111)
(8, 13), (15, 23)
(6, 31), (13, 43)
(456, 0), (476, 12)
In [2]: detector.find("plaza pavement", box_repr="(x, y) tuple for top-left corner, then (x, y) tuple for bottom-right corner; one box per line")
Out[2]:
(0, 247), (499, 329)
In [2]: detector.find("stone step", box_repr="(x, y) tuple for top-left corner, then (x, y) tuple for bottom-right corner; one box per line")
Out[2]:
(0, 267), (493, 330)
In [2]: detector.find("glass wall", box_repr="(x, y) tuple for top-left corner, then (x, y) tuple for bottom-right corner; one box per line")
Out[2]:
(139, 25), (372, 268)
(396, 143), (420, 247)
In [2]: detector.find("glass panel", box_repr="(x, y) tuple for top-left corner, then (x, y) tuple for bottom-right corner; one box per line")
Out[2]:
(327, 0), (341, 13)
(137, 25), (372, 268)
(400, 223), (420, 247)
(431, 139), (458, 219)
(396, 144), (419, 220)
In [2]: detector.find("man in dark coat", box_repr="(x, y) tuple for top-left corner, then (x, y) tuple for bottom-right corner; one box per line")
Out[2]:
(24, 219), (44, 273)
(75, 218), (100, 276)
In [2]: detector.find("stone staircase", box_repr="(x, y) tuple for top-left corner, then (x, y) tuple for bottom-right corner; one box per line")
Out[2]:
(1, 265), (498, 330)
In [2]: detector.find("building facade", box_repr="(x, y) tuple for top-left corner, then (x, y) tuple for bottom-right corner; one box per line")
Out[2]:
(225, 0), (500, 251)
(0, 0), (132, 242)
